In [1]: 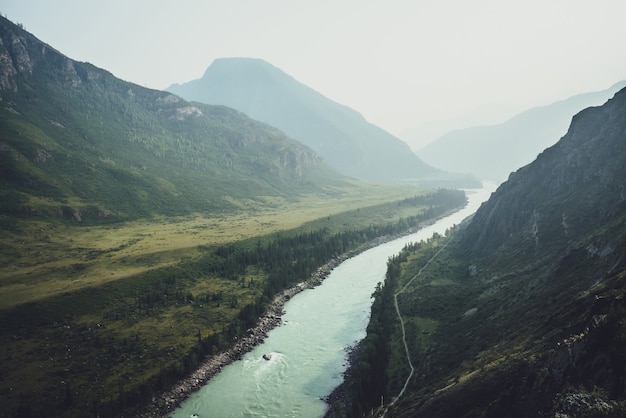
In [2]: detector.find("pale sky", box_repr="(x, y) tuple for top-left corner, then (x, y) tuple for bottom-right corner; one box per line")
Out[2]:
(2, 0), (626, 136)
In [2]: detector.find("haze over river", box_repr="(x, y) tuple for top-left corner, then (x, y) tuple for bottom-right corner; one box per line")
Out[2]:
(171, 183), (496, 418)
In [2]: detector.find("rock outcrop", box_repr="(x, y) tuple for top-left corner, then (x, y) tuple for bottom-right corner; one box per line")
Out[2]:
(462, 87), (626, 258)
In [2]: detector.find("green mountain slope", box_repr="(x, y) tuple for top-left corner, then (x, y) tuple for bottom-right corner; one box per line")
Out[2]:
(167, 58), (478, 186)
(337, 88), (626, 417)
(0, 16), (468, 418)
(0, 17), (343, 225)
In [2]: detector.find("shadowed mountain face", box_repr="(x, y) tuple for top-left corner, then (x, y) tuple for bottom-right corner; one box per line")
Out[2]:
(168, 58), (478, 186)
(417, 81), (626, 183)
(0, 19), (345, 223)
(346, 87), (626, 417)
(462, 87), (626, 258)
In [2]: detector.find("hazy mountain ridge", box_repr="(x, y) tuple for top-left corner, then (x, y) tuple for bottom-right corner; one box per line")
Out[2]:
(168, 58), (478, 186)
(417, 81), (626, 182)
(400, 102), (521, 151)
(0, 17), (342, 223)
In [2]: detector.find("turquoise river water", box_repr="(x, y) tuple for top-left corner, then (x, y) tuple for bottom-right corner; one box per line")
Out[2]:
(171, 183), (496, 418)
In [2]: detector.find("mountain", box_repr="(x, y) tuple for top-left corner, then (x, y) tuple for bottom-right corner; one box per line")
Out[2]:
(417, 81), (626, 182)
(461, 87), (626, 258)
(0, 17), (450, 418)
(338, 87), (626, 417)
(167, 58), (477, 186)
(0, 18), (343, 225)
(400, 102), (520, 152)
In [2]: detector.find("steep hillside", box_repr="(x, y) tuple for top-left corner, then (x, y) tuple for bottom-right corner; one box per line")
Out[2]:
(336, 88), (626, 417)
(167, 58), (477, 186)
(417, 81), (625, 182)
(0, 17), (343, 225)
(461, 88), (626, 258)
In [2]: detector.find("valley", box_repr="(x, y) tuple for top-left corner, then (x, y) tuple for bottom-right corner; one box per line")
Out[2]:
(0, 16), (469, 417)
(0, 178), (465, 417)
(2, 10), (626, 418)
(0, 181), (415, 309)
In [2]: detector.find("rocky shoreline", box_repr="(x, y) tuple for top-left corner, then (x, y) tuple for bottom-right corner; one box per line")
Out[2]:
(138, 224), (433, 418)
(323, 341), (363, 417)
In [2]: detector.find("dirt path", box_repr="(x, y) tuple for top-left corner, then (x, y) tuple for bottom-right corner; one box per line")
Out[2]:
(384, 237), (452, 413)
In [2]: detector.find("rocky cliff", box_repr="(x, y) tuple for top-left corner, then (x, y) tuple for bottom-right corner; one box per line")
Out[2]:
(462, 87), (626, 258)
(340, 87), (626, 418)
(385, 87), (626, 417)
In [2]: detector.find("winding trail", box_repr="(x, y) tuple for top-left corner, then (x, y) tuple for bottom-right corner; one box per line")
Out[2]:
(385, 236), (452, 412)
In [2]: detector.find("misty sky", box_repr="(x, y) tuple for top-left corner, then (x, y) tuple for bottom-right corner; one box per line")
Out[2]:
(3, 0), (626, 136)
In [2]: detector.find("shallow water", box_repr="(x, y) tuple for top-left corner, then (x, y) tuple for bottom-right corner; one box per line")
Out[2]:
(171, 183), (496, 418)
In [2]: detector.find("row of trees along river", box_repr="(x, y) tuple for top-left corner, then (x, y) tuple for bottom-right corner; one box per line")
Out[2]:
(142, 189), (467, 417)
(5, 189), (467, 418)
(169, 185), (494, 418)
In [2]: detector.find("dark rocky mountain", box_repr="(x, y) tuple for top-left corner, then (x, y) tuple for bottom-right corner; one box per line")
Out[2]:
(167, 58), (478, 186)
(0, 17), (343, 224)
(414, 86), (626, 418)
(338, 87), (626, 417)
(418, 81), (626, 182)
(462, 87), (626, 257)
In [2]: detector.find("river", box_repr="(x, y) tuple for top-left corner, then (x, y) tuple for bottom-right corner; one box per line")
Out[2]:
(170, 183), (496, 418)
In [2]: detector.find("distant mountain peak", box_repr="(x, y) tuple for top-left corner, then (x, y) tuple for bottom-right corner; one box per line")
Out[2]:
(168, 57), (477, 186)
(204, 57), (277, 72)
(0, 16), (343, 222)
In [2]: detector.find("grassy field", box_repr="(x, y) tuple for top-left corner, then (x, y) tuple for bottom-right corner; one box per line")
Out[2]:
(0, 180), (418, 309)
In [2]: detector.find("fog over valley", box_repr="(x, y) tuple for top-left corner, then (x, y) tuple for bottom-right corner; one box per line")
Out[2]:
(1, 3), (626, 417)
